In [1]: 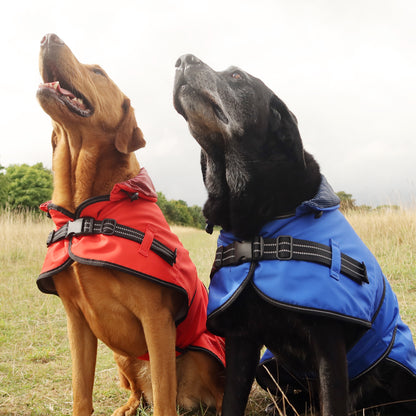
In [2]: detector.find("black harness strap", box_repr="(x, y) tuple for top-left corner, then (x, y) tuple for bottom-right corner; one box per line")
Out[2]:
(46, 217), (177, 266)
(213, 235), (368, 285)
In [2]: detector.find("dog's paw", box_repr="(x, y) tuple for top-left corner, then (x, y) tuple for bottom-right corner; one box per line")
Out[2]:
(111, 394), (142, 416)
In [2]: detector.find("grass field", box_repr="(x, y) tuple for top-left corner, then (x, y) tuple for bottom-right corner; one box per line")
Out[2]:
(0, 208), (415, 415)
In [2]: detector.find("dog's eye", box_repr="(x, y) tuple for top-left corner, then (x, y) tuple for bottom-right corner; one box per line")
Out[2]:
(231, 72), (243, 80)
(92, 68), (106, 76)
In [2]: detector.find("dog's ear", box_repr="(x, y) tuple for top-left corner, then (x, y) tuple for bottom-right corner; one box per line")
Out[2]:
(269, 97), (282, 133)
(115, 98), (146, 154)
(269, 95), (306, 168)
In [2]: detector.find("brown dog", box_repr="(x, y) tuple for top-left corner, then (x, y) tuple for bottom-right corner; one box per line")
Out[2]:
(36, 34), (224, 416)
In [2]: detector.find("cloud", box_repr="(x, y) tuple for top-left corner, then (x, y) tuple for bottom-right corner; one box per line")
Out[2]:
(1, 0), (415, 207)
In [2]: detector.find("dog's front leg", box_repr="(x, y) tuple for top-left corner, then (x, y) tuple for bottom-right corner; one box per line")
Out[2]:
(66, 307), (98, 416)
(142, 310), (177, 416)
(222, 335), (261, 416)
(312, 323), (348, 416)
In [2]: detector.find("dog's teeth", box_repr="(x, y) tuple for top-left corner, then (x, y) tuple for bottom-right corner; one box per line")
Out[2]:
(71, 97), (86, 110)
(51, 81), (60, 90)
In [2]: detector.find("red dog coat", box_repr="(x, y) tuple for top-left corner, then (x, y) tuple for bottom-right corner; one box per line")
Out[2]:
(37, 168), (225, 366)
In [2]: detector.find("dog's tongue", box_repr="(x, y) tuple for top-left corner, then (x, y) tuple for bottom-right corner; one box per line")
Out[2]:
(43, 81), (75, 99)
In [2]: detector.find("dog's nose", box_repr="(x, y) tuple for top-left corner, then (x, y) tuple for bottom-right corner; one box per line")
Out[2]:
(175, 54), (201, 70)
(40, 33), (64, 48)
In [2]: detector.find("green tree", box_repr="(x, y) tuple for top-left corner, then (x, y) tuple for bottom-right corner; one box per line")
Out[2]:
(188, 205), (206, 229)
(156, 192), (205, 229)
(0, 164), (7, 207)
(156, 192), (169, 216)
(166, 200), (193, 226)
(336, 191), (356, 211)
(375, 204), (400, 211)
(6, 163), (53, 210)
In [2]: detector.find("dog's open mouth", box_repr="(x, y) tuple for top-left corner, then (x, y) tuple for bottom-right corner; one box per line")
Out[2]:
(38, 80), (93, 117)
(211, 102), (228, 124)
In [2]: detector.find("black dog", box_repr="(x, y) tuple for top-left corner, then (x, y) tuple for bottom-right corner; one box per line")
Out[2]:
(173, 54), (416, 416)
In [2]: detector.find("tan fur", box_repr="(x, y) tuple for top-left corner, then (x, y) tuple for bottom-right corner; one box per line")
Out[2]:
(37, 34), (223, 416)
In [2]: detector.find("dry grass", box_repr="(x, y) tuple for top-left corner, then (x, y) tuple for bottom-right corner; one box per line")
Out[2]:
(344, 208), (416, 329)
(0, 208), (415, 415)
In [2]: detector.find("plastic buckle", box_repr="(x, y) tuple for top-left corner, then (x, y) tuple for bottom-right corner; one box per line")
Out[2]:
(232, 241), (253, 264)
(276, 235), (293, 260)
(66, 218), (84, 237)
(100, 218), (117, 235)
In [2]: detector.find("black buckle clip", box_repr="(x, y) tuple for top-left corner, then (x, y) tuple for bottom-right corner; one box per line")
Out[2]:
(232, 241), (253, 264)
(100, 218), (117, 235)
(277, 235), (293, 260)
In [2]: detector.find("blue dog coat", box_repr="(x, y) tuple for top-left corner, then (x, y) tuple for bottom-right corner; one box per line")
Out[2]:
(208, 176), (416, 380)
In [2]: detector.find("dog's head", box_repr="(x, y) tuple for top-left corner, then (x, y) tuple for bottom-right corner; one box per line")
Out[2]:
(173, 54), (304, 166)
(37, 33), (145, 154)
(174, 55), (321, 238)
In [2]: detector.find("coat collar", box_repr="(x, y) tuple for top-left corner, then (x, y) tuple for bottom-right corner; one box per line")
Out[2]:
(110, 167), (158, 202)
(40, 167), (157, 214)
(219, 176), (340, 245)
(296, 175), (340, 214)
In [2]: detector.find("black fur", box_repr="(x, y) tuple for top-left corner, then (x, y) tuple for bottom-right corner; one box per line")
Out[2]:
(173, 54), (320, 240)
(173, 54), (416, 416)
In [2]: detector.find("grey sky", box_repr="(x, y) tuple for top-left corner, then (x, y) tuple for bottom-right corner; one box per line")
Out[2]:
(1, 0), (415, 207)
